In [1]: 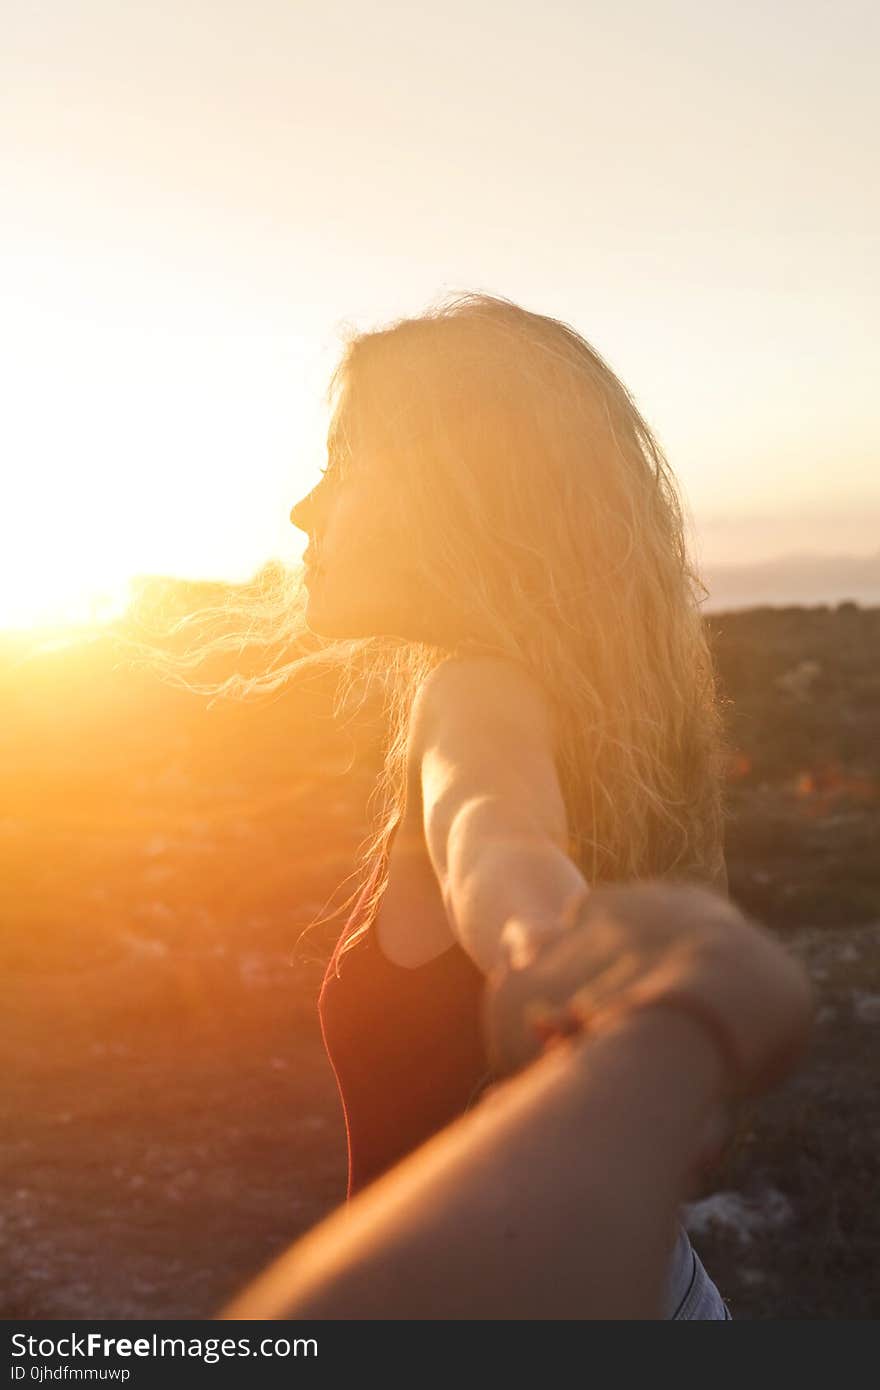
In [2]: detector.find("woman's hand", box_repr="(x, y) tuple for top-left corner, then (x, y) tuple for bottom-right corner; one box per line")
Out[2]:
(483, 880), (814, 1102)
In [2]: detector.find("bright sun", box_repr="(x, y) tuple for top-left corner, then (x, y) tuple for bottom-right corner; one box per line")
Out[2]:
(2, 264), (320, 635)
(0, 569), (134, 633)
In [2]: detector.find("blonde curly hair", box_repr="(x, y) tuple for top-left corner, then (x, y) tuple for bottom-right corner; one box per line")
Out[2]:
(124, 291), (730, 962)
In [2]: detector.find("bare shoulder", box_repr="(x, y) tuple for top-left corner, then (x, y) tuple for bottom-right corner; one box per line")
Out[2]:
(404, 651), (563, 846)
(402, 650), (571, 891)
(411, 651), (556, 752)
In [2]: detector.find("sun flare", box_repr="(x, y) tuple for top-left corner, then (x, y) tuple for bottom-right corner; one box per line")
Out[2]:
(0, 576), (133, 633)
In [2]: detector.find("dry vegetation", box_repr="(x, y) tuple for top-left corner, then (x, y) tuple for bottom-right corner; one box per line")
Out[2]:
(1, 591), (878, 1319)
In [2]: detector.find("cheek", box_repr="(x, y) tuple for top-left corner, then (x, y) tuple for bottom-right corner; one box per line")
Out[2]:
(344, 494), (409, 566)
(324, 480), (427, 588)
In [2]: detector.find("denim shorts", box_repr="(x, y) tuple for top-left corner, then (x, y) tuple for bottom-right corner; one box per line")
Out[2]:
(664, 1224), (732, 1320)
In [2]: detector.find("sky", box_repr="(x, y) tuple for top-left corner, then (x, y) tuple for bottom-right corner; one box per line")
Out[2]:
(2, 1), (878, 626)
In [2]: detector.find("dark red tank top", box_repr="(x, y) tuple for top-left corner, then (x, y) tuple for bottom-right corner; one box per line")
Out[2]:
(318, 826), (491, 1199)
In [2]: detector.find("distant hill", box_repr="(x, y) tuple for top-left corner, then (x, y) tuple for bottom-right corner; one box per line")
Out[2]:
(703, 549), (880, 612)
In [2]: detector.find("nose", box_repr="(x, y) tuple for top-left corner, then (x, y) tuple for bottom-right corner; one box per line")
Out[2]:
(289, 490), (316, 534)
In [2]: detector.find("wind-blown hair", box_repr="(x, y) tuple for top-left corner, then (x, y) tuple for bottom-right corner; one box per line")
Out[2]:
(127, 292), (730, 962)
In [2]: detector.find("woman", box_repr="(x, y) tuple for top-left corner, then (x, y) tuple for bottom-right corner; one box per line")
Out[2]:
(281, 292), (736, 1317)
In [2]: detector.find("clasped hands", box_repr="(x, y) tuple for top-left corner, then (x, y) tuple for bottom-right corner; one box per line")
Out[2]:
(483, 879), (814, 1104)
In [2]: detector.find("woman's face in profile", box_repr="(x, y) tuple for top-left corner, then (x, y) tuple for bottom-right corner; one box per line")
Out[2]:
(289, 430), (460, 646)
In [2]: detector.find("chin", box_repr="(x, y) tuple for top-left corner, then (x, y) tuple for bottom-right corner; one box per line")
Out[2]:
(304, 592), (376, 641)
(305, 579), (451, 646)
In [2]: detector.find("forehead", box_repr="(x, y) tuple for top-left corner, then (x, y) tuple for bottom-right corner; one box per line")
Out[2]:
(326, 386), (362, 459)
(326, 400), (349, 454)
(326, 390), (388, 481)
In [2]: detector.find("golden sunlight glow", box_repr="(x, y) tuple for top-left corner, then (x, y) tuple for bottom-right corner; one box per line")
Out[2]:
(2, 2), (877, 630)
(2, 270), (320, 632)
(0, 574), (132, 633)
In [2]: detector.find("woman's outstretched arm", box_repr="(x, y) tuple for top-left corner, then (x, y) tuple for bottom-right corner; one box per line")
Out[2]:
(406, 653), (590, 974)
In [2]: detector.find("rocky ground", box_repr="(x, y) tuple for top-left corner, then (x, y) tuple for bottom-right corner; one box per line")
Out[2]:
(1, 598), (878, 1319)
